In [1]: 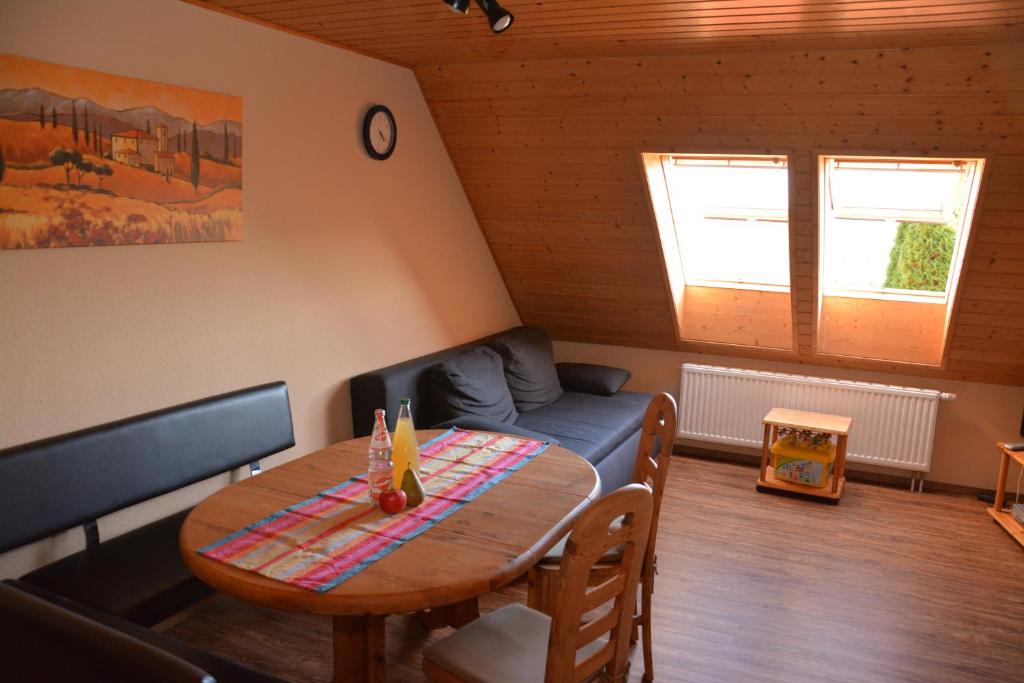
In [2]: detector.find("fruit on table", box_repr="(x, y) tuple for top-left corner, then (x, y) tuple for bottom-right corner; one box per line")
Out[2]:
(379, 488), (407, 514)
(401, 465), (425, 508)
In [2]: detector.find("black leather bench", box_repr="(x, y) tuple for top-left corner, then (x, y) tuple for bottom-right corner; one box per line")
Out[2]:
(0, 382), (295, 627)
(1, 579), (287, 683)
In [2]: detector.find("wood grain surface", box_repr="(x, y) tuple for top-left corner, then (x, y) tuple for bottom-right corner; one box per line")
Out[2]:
(179, 430), (599, 616)
(415, 43), (1024, 386)
(193, 1), (1024, 66)
(167, 455), (1024, 682)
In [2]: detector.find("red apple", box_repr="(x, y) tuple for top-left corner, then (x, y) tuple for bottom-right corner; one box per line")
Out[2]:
(379, 488), (407, 514)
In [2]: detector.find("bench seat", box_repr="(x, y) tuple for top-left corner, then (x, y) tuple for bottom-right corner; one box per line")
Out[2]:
(4, 579), (285, 683)
(20, 508), (213, 627)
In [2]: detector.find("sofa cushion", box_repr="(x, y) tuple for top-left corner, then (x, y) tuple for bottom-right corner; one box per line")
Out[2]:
(6, 580), (286, 683)
(489, 327), (563, 413)
(513, 390), (651, 466)
(429, 347), (518, 425)
(556, 363), (631, 396)
(19, 508), (212, 627)
(431, 418), (560, 446)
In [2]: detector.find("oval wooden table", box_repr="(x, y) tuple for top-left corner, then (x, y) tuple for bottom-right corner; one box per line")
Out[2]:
(180, 429), (599, 683)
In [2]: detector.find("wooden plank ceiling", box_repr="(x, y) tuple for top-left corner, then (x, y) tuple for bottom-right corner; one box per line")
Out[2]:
(194, 1), (1024, 385)
(199, 0), (1024, 66)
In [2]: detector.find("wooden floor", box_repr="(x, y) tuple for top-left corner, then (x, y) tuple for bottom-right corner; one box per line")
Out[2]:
(167, 457), (1024, 682)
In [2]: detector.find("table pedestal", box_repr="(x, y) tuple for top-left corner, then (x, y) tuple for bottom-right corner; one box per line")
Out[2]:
(333, 614), (385, 683)
(331, 597), (480, 682)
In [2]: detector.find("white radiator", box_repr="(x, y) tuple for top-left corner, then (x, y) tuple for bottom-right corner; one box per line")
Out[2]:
(678, 363), (955, 474)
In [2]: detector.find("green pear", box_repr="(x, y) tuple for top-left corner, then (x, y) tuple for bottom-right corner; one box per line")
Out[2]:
(401, 464), (425, 508)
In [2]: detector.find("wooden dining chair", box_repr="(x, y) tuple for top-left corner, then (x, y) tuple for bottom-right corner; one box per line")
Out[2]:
(527, 392), (677, 682)
(422, 483), (654, 683)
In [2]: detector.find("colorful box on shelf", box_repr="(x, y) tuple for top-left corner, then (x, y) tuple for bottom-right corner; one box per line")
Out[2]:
(770, 440), (836, 488)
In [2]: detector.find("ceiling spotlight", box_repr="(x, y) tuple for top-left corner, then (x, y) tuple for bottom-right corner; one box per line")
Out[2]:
(474, 0), (514, 33)
(443, 0), (470, 14)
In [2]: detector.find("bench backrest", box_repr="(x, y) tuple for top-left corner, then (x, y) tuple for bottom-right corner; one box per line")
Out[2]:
(0, 382), (295, 553)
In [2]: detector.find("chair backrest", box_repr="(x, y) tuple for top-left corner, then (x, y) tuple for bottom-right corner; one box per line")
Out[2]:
(0, 580), (214, 683)
(546, 483), (653, 682)
(632, 392), (678, 573)
(0, 381), (295, 553)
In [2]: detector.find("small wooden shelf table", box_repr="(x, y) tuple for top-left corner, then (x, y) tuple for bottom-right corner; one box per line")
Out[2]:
(989, 442), (1024, 548)
(757, 408), (852, 503)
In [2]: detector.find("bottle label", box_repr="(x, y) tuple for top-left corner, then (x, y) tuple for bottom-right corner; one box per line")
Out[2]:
(368, 469), (392, 505)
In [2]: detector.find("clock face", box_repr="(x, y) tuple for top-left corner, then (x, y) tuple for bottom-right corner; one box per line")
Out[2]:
(363, 105), (397, 160)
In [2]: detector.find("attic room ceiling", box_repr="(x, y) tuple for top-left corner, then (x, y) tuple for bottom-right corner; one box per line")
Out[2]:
(195, 0), (1024, 66)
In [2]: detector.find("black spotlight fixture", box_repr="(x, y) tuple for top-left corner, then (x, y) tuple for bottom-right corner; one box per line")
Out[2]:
(443, 0), (470, 14)
(474, 0), (514, 33)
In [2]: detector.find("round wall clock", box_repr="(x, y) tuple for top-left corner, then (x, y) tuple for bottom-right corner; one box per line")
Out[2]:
(362, 105), (397, 160)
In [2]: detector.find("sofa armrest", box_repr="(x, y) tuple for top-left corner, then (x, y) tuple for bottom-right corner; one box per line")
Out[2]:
(431, 417), (560, 446)
(555, 363), (631, 396)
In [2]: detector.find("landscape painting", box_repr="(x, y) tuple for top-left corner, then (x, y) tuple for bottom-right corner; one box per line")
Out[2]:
(0, 53), (242, 249)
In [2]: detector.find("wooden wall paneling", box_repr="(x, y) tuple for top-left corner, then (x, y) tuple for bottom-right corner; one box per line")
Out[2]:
(681, 287), (793, 349)
(939, 157), (991, 369)
(817, 296), (948, 365)
(198, 1), (1024, 65)
(637, 153), (688, 343)
(416, 41), (1024, 385)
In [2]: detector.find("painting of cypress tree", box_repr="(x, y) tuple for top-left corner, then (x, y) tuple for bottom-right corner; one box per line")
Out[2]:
(0, 52), (243, 249)
(190, 120), (200, 193)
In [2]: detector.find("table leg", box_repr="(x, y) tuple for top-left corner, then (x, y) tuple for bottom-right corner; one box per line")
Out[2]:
(833, 434), (848, 494)
(994, 449), (1009, 511)
(417, 597), (481, 630)
(759, 424), (771, 481)
(332, 614), (386, 683)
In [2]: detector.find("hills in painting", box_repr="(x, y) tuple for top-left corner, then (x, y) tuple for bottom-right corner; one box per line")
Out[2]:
(0, 53), (243, 249)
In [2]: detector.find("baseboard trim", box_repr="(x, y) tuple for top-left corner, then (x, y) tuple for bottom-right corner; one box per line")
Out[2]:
(672, 445), (992, 498)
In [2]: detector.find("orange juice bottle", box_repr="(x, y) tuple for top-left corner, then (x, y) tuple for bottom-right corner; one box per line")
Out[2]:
(391, 398), (420, 489)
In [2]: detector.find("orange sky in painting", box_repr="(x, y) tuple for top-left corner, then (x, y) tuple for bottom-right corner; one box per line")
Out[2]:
(0, 53), (241, 125)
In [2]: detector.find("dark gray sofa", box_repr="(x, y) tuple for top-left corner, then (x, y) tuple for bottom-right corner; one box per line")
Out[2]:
(350, 327), (653, 493)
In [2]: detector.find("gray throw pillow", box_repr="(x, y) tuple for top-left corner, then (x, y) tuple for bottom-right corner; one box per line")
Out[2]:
(489, 327), (564, 412)
(429, 347), (519, 425)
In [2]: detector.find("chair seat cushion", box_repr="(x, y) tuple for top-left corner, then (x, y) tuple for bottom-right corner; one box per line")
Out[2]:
(514, 390), (651, 465)
(541, 534), (625, 565)
(423, 602), (605, 683)
(19, 508), (212, 627)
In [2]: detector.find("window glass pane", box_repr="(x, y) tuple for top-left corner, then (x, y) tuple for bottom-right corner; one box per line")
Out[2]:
(665, 156), (790, 288)
(821, 158), (978, 297)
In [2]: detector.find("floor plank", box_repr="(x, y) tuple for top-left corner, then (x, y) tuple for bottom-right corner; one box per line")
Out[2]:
(166, 457), (1024, 682)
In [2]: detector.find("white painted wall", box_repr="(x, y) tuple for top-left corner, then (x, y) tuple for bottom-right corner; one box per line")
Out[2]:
(555, 340), (1024, 490)
(0, 0), (519, 577)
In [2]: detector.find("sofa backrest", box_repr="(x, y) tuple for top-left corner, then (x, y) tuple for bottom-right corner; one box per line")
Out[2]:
(0, 382), (295, 553)
(350, 327), (537, 437)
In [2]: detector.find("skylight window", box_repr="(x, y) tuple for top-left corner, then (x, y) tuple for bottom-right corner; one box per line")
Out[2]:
(662, 155), (791, 290)
(819, 156), (984, 302)
(641, 152), (794, 351)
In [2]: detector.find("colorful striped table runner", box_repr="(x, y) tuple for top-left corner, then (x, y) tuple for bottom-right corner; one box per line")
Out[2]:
(197, 428), (550, 593)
